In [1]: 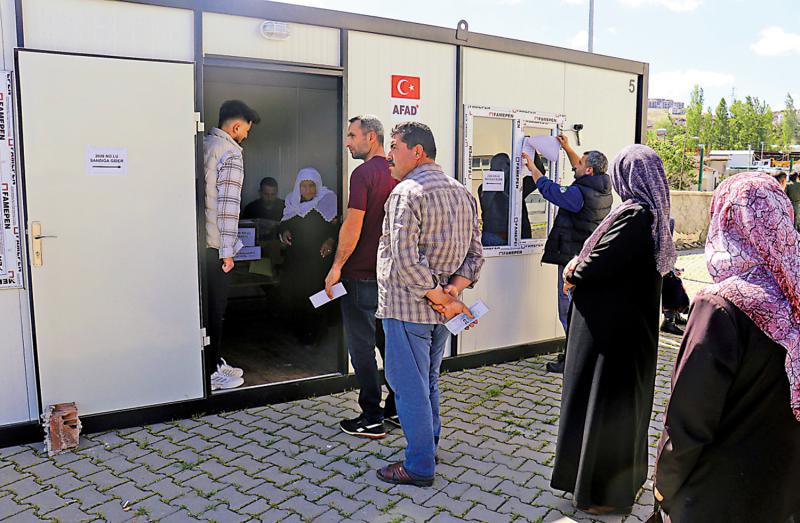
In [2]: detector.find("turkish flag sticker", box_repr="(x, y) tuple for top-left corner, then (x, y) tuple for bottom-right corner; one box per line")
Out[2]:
(391, 75), (421, 100)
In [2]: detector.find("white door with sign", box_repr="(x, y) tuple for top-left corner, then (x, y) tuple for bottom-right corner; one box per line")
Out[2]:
(17, 50), (204, 415)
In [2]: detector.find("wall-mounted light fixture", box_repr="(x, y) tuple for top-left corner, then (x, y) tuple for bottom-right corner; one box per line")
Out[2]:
(260, 21), (291, 40)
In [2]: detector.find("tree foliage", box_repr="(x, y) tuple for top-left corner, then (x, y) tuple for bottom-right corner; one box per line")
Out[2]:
(647, 129), (696, 190)
(782, 93), (798, 149)
(650, 85), (797, 190)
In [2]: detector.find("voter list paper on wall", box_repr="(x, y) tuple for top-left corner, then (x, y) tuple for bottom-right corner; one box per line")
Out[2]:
(309, 282), (347, 308)
(445, 299), (490, 335)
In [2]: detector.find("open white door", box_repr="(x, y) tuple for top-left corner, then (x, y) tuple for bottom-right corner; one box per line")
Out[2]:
(17, 50), (204, 415)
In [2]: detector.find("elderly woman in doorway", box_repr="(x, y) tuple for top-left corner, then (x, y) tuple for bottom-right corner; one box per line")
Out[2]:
(653, 172), (800, 523)
(550, 144), (676, 515)
(278, 167), (339, 345)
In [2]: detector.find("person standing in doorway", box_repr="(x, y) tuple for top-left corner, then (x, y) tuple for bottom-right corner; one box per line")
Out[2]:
(375, 122), (483, 487)
(204, 100), (261, 391)
(325, 115), (399, 438)
(521, 134), (612, 373)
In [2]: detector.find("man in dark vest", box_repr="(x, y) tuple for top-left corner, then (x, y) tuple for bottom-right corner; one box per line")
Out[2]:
(522, 134), (612, 373)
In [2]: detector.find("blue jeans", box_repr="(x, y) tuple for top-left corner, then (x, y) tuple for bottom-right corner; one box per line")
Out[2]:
(557, 264), (571, 336)
(340, 278), (395, 423)
(382, 318), (449, 478)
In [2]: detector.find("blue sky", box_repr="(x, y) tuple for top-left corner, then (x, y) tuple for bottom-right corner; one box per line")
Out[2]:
(280, 0), (799, 111)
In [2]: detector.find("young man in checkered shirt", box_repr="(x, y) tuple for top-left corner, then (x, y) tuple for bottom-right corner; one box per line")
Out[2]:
(203, 100), (260, 391)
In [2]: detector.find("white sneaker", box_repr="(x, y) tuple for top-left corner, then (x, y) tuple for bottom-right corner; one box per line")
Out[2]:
(218, 358), (243, 378)
(210, 371), (244, 391)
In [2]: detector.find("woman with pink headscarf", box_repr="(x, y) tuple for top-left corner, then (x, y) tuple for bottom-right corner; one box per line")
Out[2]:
(654, 172), (800, 522)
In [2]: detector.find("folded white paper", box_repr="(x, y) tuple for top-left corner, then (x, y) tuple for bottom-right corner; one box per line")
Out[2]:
(309, 282), (347, 308)
(524, 135), (561, 164)
(445, 299), (490, 335)
(237, 227), (256, 247)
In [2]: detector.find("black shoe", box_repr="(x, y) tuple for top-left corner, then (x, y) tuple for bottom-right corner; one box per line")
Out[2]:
(384, 413), (401, 429)
(339, 416), (386, 439)
(546, 353), (565, 374)
(660, 319), (684, 336)
(675, 313), (688, 326)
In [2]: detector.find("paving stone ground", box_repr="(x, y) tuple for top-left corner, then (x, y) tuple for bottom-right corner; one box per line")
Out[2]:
(0, 252), (712, 523)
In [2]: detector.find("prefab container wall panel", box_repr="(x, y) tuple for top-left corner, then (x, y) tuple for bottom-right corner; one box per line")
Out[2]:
(563, 62), (639, 206)
(459, 48), (566, 353)
(203, 13), (340, 68)
(0, 293), (37, 424)
(458, 49), (641, 354)
(21, 0), (194, 62)
(0, 0), (15, 67)
(0, 0), (37, 425)
(346, 31), (457, 194)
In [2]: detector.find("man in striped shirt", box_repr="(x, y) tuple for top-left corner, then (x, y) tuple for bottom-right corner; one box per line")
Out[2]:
(204, 100), (260, 391)
(375, 122), (483, 487)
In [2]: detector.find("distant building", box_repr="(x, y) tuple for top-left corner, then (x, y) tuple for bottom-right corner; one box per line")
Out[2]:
(648, 98), (686, 114)
(773, 109), (799, 125)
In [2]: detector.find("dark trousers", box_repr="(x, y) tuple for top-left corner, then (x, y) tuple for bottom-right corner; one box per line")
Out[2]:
(341, 278), (395, 423)
(205, 248), (231, 377)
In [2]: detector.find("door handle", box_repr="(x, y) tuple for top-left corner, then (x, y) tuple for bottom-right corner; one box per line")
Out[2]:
(31, 222), (56, 267)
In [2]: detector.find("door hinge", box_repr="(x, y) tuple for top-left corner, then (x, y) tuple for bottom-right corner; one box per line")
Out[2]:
(201, 328), (211, 347)
(194, 112), (205, 133)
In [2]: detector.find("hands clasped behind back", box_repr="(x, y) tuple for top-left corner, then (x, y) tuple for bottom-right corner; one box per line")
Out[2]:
(425, 285), (477, 329)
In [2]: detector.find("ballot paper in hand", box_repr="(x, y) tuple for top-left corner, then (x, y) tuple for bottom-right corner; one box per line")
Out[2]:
(309, 283), (347, 308)
(523, 135), (562, 166)
(445, 300), (490, 335)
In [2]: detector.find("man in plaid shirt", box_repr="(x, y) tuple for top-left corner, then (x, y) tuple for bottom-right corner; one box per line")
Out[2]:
(204, 100), (260, 391)
(375, 122), (483, 487)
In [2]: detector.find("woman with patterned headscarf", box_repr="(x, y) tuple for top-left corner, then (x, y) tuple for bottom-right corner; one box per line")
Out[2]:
(551, 144), (676, 515)
(654, 172), (800, 523)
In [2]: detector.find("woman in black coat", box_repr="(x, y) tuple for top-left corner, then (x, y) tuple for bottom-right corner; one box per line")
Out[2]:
(278, 168), (338, 344)
(654, 172), (800, 523)
(551, 145), (677, 515)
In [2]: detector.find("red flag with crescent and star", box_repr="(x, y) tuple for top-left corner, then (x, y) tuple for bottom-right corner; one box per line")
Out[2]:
(391, 75), (420, 100)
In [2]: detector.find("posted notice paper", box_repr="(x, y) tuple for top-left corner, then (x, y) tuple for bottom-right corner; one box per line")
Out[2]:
(482, 170), (505, 192)
(445, 299), (490, 335)
(309, 282), (347, 308)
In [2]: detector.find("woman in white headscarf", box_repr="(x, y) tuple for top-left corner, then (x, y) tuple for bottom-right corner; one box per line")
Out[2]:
(278, 167), (339, 344)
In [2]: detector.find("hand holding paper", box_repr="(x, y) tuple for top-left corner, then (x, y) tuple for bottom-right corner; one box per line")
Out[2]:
(445, 300), (490, 335)
(309, 282), (347, 308)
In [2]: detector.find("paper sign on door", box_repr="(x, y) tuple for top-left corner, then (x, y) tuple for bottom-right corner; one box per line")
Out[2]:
(482, 170), (505, 192)
(87, 148), (128, 176)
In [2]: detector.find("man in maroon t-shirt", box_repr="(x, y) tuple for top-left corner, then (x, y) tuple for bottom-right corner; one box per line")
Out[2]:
(325, 115), (398, 438)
